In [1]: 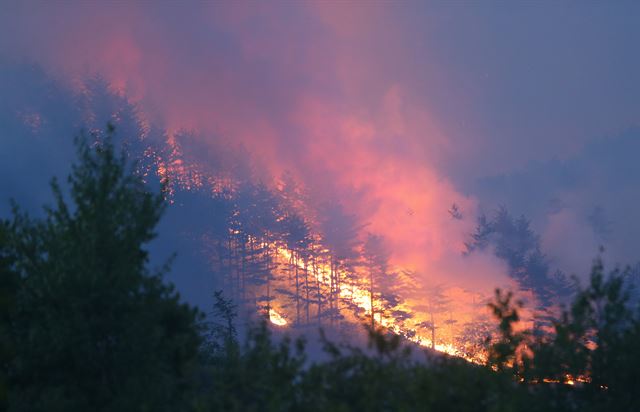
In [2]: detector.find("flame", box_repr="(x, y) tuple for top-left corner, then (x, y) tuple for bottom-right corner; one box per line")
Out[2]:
(275, 246), (477, 361)
(539, 374), (589, 386)
(269, 309), (288, 326)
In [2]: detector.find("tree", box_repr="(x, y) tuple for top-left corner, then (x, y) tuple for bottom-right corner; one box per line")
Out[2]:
(203, 290), (238, 358)
(363, 234), (386, 328)
(466, 206), (573, 309)
(200, 320), (306, 412)
(318, 203), (362, 325)
(0, 220), (18, 409)
(487, 258), (640, 409)
(417, 284), (451, 350)
(281, 212), (312, 325)
(233, 181), (282, 318)
(4, 128), (202, 412)
(362, 234), (401, 329)
(486, 289), (526, 374)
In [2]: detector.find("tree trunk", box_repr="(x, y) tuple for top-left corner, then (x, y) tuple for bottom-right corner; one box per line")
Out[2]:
(304, 259), (310, 325)
(295, 250), (300, 325)
(370, 262), (375, 329)
(314, 257), (322, 326)
(431, 311), (436, 350)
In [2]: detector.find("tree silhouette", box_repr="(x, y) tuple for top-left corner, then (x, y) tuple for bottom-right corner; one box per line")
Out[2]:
(3, 129), (202, 412)
(0, 220), (18, 409)
(466, 206), (573, 308)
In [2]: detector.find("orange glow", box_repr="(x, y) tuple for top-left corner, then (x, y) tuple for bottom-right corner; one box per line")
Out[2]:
(269, 309), (288, 326)
(275, 245), (481, 361)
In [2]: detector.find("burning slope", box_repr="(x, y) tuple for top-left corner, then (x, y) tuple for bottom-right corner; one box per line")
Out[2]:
(275, 246), (469, 358)
(152, 134), (504, 363)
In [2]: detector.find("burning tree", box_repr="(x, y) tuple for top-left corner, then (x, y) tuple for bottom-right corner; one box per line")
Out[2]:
(362, 233), (404, 328)
(281, 212), (312, 326)
(318, 203), (362, 325)
(416, 283), (452, 350)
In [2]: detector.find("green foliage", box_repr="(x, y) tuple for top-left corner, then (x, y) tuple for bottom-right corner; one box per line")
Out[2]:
(2, 129), (202, 412)
(197, 320), (306, 412)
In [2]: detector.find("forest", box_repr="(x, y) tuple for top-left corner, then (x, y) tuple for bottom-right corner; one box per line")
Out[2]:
(1, 128), (639, 411)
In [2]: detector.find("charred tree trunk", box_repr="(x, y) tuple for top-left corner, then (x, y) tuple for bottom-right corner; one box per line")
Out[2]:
(304, 259), (310, 325)
(266, 241), (272, 315)
(314, 257), (322, 326)
(370, 262), (375, 329)
(295, 251), (300, 325)
(329, 257), (334, 326)
(431, 311), (436, 350)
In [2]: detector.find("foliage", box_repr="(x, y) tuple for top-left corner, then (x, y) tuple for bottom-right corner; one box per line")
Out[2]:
(1, 129), (202, 412)
(197, 315), (305, 412)
(486, 289), (526, 373)
(486, 258), (640, 410)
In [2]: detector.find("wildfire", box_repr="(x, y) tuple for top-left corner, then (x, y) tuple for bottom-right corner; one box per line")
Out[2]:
(275, 246), (475, 361)
(150, 139), (485, 363)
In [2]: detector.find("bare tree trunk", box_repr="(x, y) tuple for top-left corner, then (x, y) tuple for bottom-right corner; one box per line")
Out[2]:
(329, 257), (334, 327)
(295, 250), (300, 325)
(370, 260), (375, 329)
(334, 259), (340, 323)
(289, 252), (294, 281)
(304, 259), (310, 324)
(266, 242), (272, 315)
(314, 257), (322, 326)
(431, 311), (435, 350)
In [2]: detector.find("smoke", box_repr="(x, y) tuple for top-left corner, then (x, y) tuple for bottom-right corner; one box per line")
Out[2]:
(476, 130), (640, 277)
(541, 209), (600, 279)
(0, 2), (514, 295)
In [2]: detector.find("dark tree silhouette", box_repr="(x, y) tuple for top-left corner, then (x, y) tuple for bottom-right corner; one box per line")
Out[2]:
(0, 220), (18, 409)
(3, 129), (202, 412)
(466, 206), (574, 308)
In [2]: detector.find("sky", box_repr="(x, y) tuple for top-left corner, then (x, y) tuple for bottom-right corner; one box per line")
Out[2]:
(1, 1), (639, 307)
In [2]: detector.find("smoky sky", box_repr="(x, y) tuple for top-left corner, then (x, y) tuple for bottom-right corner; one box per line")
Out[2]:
(1, 1), (639, 306)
